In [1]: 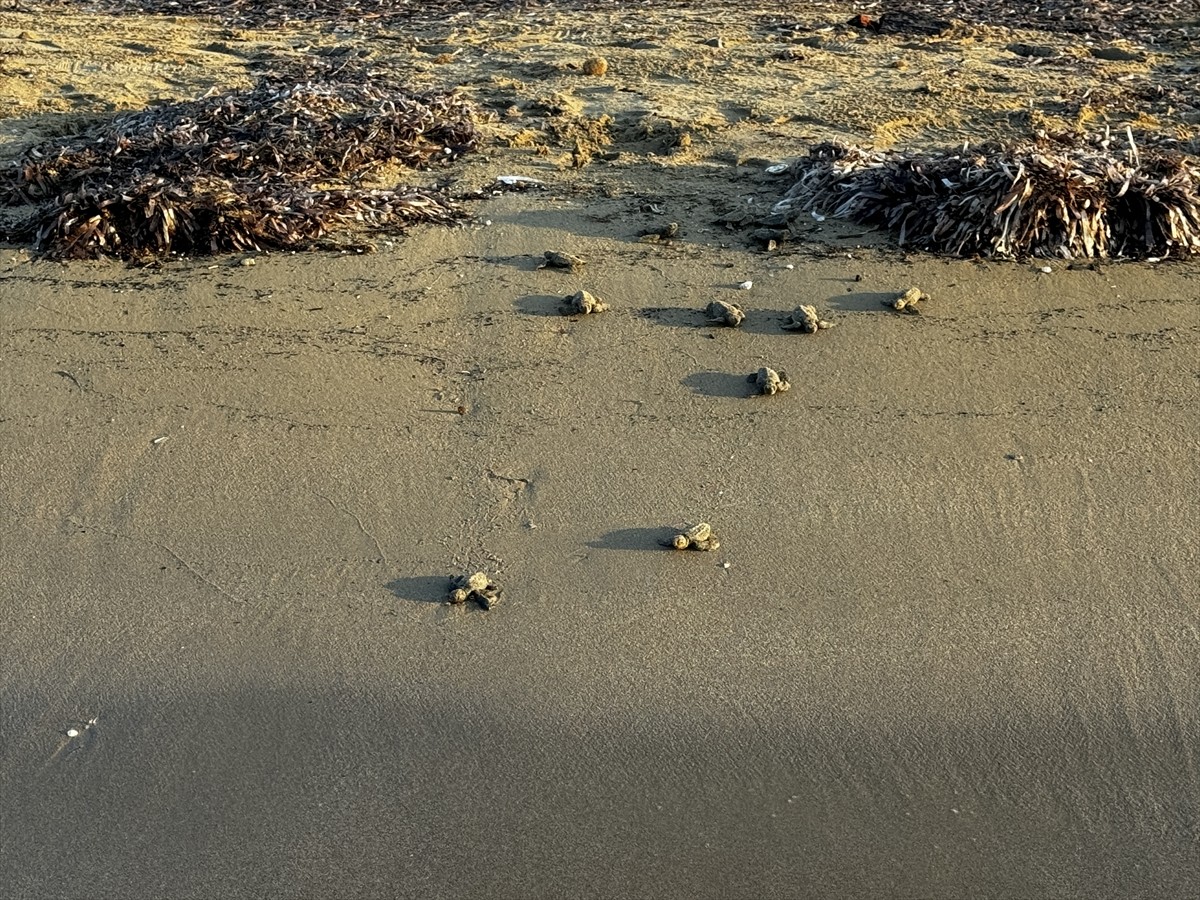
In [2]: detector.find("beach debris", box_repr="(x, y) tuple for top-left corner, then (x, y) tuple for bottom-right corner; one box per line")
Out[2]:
(0, 76), (478, 260)
(539, 250), (586, 272)
(781, 305), (835, 332)
(563, 289), (609, 314)
(495, 175), (544, 190)
(638, 222), (680, 243)
(49, 0), (1199, 47)
(581, 56), (609, 77)
(448, 571), (501, 609)
(738, 280), (754, 290)
(773, 134), (1200, 260)
(667, 522), (721, 552)
(705, 299), (745, 327)
(748, 366), (790, 395)
(765, 163), (789, 175)
(883, 287), (928, 314)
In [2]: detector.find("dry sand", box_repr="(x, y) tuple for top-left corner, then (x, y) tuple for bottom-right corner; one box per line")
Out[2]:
(1, 3), (1198, 899)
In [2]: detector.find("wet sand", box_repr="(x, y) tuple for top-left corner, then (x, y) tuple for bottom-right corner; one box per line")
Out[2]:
(2, 3), (1199, 898)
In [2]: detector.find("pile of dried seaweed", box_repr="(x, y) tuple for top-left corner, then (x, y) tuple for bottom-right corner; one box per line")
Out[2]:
(41, 0), (578, 28)
(774, 134), (1200, 260)
(0, 79), (479, 259)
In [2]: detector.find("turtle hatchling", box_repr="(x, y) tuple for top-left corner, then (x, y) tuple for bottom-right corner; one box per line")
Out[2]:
(538, 250), (585, 272)
(667, 522), (721, 552)
(748, 366), (790, 395)
(884, 287), (928, 314)
(705, 299), (745, 327)
(448, 571), (501, 609)
(638, 222), (680, 243)
(781, 304), (834, 333)
(563, 289), (609, 315)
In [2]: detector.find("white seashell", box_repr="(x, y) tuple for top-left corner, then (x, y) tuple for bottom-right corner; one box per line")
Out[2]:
(738, 280), (753, 290)
(765, 164), (788, 175)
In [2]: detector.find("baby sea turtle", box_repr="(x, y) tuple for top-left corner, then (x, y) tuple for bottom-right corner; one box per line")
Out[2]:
(748, 366), (790, 395)
(538, 250), (585, 272)
(665, 522), (721, 552)
(563, 289), (609, 314)
(781, 304), (834, 333)
(638, 222), (680, 243)
(581, 56), (609, 76)
(705, 299), (745, 327)
(448, 571), (501, 609)
(884, 287), (928, 314)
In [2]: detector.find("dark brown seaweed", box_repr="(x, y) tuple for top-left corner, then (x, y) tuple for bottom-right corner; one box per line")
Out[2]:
(0, 78), (480, 259)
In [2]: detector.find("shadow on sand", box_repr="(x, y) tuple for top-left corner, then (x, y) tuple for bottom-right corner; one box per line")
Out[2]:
(385, 575), (449, 604)
(587, 526), (675, 552)
(681, 370), (755, 399)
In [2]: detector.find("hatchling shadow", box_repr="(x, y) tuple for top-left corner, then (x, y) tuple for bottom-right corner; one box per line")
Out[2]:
(639, 305), (784, 336)
(515, 294), (568, 317)
(588, 527), (675, 552)
(638, 305), (706, 329)
(386, 575), (449, 605)
(739, 312), (790, 335)
(682, 370), (756, 398)
(825, 291), (897, 312)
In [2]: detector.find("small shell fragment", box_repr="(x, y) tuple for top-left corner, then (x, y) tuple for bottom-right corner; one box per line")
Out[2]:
(563, 290), (609, 314)
(781, 304), (834, 333)
(748, 366), (790, 395)
(738, 280), (753, 290)
(448, 571), (501, 610)
(884, 287), (929, 314)
(765, 163), (788, 175)
(539, 250), (585, 272)
(496, 175), (544, 188)
(705, 299), (745, 327)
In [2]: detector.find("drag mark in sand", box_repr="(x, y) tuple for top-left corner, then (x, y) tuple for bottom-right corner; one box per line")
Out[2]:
(316, 493), (388, 565)
(67, 516), (246, 604)
(46, 715), (101, 769)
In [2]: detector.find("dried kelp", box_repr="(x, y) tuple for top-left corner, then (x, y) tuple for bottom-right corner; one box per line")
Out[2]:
(0, 79), (479, 259)
(49, 1), (1200, 44)
(774, 135), (1200, 260)
(762, 0), (1199, 47)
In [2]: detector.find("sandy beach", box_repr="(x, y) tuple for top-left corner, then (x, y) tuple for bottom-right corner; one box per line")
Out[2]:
(2, 2), (1198, 898)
